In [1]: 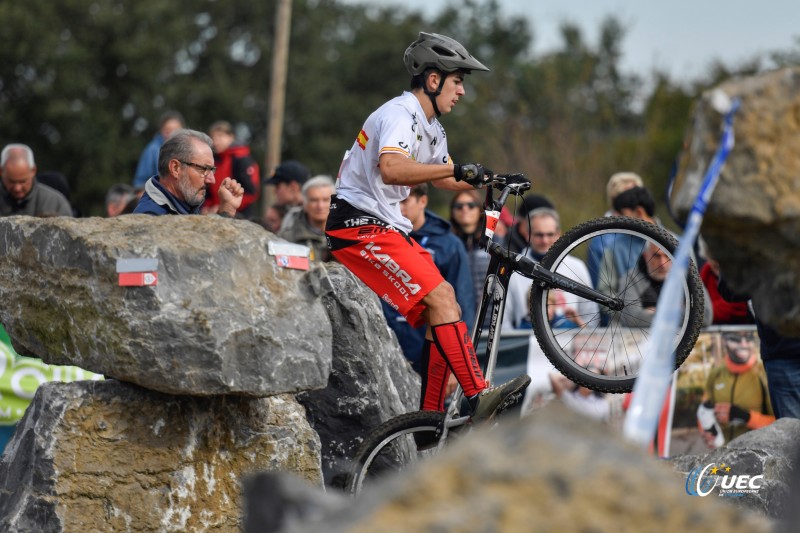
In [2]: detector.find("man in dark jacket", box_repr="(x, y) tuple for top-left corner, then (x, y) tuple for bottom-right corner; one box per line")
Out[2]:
(133, 129), (243, 216)
(1, 144), (72, 217)
(278, 175), (335, 262)
(381, 183), (476, 373)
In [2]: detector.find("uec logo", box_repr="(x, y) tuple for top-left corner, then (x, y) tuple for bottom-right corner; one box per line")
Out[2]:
(686, 463), (764, 496)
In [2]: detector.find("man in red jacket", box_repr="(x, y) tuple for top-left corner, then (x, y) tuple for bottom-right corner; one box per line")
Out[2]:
(205, 121), (260, 217)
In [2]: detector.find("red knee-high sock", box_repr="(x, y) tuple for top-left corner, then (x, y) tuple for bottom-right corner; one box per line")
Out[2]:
(420, 339), (452, 412)
(431, 321), (486, 397)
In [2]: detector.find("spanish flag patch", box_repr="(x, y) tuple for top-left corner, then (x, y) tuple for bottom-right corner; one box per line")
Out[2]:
(357, 130), (369, 150)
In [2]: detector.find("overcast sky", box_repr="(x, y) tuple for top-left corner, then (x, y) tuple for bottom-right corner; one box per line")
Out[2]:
(342, 0), (800, 80)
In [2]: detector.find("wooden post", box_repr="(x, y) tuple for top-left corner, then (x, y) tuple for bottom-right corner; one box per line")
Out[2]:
(263, 0), (292, 218)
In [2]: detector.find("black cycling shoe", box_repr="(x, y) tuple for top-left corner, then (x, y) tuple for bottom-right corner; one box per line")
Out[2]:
(469, 375), (531, 423)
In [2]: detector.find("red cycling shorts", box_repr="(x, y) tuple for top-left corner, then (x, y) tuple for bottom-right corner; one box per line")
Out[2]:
(325, 196), (443, 328)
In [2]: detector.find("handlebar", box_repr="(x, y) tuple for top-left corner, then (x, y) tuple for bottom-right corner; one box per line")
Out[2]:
(483, 172), (531, 211)
(488, 173), (531, 192)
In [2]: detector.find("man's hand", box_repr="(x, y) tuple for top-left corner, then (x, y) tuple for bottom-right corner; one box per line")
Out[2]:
(715, 402), (751, 426)
(563, 305), (585, 328)
(453, 163), (492, 188)
(217, 177), (244, 217)
(702, 430), (718, 448)
(548, 372), (574, 397)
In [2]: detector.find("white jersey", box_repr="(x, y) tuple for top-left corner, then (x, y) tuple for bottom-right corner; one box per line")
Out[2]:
(336, 91), (450, 234)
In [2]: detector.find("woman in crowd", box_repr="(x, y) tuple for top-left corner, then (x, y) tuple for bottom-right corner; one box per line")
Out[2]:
(449, 190), (490, 314)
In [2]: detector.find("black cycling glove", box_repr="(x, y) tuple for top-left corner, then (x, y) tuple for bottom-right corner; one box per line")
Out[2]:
(454, 163), (492, 188)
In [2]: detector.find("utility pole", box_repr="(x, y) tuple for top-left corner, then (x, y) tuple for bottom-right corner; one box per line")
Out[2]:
(263, 0), (292, 218)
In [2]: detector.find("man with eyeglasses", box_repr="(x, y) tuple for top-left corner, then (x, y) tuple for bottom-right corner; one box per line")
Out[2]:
(134, 129), (244, 216)
(503, 207), (597, 330)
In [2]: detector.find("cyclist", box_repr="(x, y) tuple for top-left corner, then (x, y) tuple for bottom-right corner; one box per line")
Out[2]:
(326, 32), (530, 422)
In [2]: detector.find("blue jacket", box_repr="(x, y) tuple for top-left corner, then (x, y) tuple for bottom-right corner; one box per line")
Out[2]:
(133, 176), (201, 216)
(381, 210), (476, 372)
(133, 133), (164, 188)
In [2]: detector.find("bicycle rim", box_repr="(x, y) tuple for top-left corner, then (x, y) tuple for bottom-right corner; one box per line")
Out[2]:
(530, 216), (703, 393)
(346, 411), (450, 497)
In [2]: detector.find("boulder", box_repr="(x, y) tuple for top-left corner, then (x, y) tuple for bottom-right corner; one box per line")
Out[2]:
(670, 67), (800, 335)
(0, 215), (332, 396)
(242, 472), (346, 533)
(671, 417), (800, 519)
(245, 404), (772, 532)
(297, 264), (420, 488)
(0, 379), (322, 532)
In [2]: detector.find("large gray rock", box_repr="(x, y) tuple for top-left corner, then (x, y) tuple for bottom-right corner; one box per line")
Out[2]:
(671, 67), (800, 335)
(671, 417), (800, 519)
(0, 215), (332, 396)
(298, 264), (420, 488)
(254, 404), (771, 533)
(243, 472), (346, 533)
(0, 379), (322, 532)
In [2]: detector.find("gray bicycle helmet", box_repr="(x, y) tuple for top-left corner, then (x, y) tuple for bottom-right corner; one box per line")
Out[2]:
(404, 32), (490, 76)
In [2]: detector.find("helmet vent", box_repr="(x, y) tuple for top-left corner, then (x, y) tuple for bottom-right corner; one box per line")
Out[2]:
(432, 45), (459, 58)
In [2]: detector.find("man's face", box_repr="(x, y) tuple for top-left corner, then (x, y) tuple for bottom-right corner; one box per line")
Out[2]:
(210, 130), (234, 154)
(161, 118), (183, 140)
(434, 72), (466, 115)
(263, 206), (283, 232)
(529, 214), (560, 255)
(1, 156), (36, 201)
(400, 193), (427, 230)
(643, 243), (671, 282)
(304, 186), (333, 226)
(724, 334), (754, 363)
(274, 181), (300, 206)
(175, 140), (215, 207)
(619, 205), (652, 223)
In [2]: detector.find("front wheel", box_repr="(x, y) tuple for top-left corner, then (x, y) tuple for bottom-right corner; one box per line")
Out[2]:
(529, 216), (704, 393)
(345, 411), (451, 497)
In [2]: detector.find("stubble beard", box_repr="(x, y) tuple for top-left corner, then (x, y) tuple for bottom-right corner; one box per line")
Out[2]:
(178, 173), (206, 207)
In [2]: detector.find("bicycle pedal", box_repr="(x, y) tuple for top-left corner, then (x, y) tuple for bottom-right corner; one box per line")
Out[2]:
(495, 391), (524, 415)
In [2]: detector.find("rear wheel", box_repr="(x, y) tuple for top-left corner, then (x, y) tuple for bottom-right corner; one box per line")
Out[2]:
(529, 216), (703, 393)
(346, 411), (450, 497)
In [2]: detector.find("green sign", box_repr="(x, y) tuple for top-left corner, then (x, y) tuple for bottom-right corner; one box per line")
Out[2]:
(0, 326), (104, 426)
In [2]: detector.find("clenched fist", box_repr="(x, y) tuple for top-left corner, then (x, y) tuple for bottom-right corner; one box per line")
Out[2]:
(218, 177), (244, 217)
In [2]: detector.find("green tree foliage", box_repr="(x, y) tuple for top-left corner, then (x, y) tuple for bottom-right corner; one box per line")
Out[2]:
(0, 0), (793, 220)
(0, 0), (277, 214)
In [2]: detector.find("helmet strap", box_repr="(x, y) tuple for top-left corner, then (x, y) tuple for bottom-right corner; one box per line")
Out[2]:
(423, 70), (447, 118)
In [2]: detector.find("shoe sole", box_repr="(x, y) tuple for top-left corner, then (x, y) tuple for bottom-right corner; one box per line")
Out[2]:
(475, 376), (531, 423)
(493, 377), (530, 417)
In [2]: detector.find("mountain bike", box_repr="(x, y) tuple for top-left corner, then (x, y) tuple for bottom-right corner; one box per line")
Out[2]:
(346, 173), (704, 496)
